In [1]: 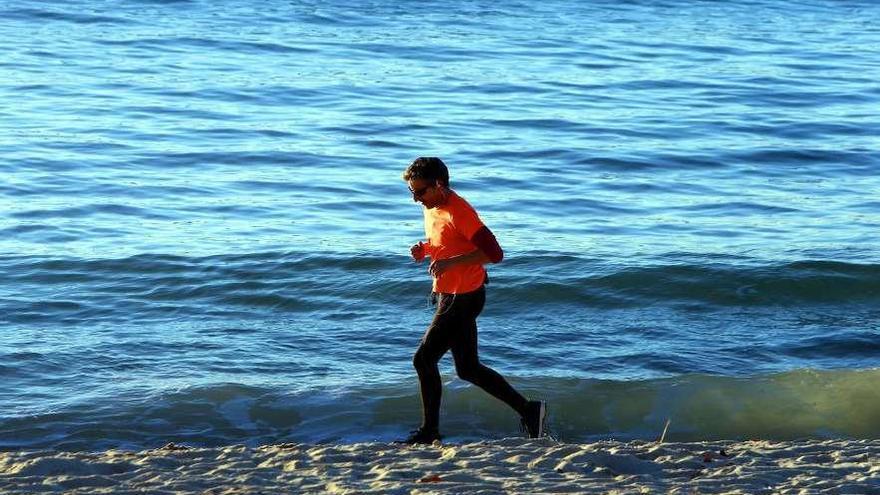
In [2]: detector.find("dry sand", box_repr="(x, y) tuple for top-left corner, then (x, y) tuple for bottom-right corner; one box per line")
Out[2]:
(1, 437), (878, 494)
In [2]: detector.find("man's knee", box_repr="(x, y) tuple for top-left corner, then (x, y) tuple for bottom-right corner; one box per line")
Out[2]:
(455, 362), (481, 383)
(413, 345), (437, 371)
(412, 347), (425, 370)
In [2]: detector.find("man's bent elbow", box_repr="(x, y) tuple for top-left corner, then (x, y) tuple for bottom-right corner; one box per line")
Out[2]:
(487, 249), (503, 264)
(472, 226), (504, 264)
(478, 246), (502, 264)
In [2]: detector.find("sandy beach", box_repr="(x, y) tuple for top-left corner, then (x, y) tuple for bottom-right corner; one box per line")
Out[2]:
(1, 437), (877, 494)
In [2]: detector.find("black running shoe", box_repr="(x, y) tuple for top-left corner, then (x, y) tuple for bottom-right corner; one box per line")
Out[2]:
(521, 400), (547, 439)
(395, 427), (441, 445)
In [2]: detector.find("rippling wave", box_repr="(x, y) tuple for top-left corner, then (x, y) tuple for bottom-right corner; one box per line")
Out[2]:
(2, 369), (878, 451)
(2, 253), (878, 324)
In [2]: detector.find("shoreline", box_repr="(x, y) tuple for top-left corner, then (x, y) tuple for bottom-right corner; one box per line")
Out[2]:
(1, 438), (877, 494)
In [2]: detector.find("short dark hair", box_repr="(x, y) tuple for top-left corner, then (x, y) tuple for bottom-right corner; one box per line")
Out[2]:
(402, 157), (449, 186)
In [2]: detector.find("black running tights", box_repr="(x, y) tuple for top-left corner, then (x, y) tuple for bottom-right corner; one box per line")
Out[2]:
(412, 286), (528, 431)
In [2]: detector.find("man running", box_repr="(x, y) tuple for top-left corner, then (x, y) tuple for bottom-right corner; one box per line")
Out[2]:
(399, 156), (546, 445)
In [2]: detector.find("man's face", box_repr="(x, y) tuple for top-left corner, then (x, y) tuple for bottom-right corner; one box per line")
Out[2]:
(407, 178), (443, 208)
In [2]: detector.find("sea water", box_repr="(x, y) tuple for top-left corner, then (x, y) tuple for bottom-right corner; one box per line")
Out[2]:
(1, 0), (879, 451)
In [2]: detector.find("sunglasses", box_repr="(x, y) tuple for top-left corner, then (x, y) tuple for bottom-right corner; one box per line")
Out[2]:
(409, 184), (434, 198)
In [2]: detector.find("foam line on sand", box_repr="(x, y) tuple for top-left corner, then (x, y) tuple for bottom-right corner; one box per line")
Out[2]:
(1, 438), (878, 494)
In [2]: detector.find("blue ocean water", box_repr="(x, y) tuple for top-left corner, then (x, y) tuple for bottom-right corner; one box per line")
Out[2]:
(1, 0), (879, 451)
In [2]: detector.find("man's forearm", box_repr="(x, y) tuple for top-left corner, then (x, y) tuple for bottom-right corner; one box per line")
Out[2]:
(448, 248), (492, 267)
